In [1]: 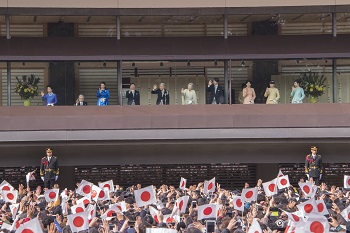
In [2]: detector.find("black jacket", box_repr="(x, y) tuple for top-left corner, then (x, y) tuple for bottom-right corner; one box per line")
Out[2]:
(75, 101), (88, 106)
(125, 90), (140, 105)
(40, 156), (59, 179)
(151, 89), (170, 105)
(207, 84), (224, 104)
(305, 154), (323, 178)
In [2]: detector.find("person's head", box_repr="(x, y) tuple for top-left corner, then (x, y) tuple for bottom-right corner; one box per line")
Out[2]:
(294, 79), (301, 87)
(188, 83), (194, 91)
(213, 78), (219, 85)
(46, 86), (53, 93)
(78, 94), (85, 102)
(100, 82), (107, 90)
(310, 146), (317, 155)
(46, 148), (53, 157)
(269, 80), (275, 88)
(130, 83), (136, 91)
(244, 80), (251, 88)
(287, 198), (297, 209)
(160, 83), (166, 90)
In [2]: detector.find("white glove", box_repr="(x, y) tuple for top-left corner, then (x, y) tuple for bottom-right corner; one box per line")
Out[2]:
(320, 174), (322, 180)
(306, 174), (309, 179)
(55, 176), (58, 181)
(41, 177), (44, 181)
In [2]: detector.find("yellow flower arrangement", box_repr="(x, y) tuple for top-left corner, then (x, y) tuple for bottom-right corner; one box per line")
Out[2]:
(15, 74), (40, 100)
(301, 72), (327, 98)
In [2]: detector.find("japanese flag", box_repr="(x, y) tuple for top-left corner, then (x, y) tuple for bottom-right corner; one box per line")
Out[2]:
(76, 196), (91, 206)
(163, 214), (180, 223)
(101, 208), (117, 220)
(298, 182), (314, 197)
(179, 177), (187, 190)
(134, 185), (156, 207)
(99, 180), (114, 192)
(198, 203), (217, 220)
(203, 177), (215, 194)
(341, 204), (350, 221)
(277, 169), (284, 177)
(44, 189), (59, 202)
(25, 171), (36, 184)
(110, 202), (127, 213)
(303, 214), (329, 233)
(277, 175), (290, 189)
(76, 180), (93, 198)
(91, 185), (108, 201)
(315, 199), (329, 215)
(242, 187), (258, 203)
(149, 206), (160, 223)
(232, 196), (244, 211)
(175, 196), (189, 213)
(86, 204), (96, 220)
(344, 175), (350, 189)
(297, 199), (316, 216)
(15, 217), (43, 233)
(71, 202), (86, 214)
(10, 203), (19, 220)
(0, 180), (13, 191)
(248, 218), (262, 233)
(3, 190), (18, 204)
(262, 178), (278, 197)
(284, 220), (297, 233)
(1, 222), (12, 231)
(12, 215), (21, 231)
(67, 211), (89, 233)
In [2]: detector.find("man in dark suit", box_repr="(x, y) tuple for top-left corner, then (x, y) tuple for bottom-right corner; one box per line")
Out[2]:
(207, 78), (224, 104)
(40, 148), (59, 189)
(151, 83), (170, 105)
(125, 83), (140, 105)
(75, 94), (88, 106)
(305, 146), (323, 185)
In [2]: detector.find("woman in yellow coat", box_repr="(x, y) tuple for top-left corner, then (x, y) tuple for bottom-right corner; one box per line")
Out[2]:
(264, 80), (280, 104)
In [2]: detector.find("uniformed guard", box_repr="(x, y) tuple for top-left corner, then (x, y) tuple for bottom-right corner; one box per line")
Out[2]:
(305, 146), (323, 185)
(40, 148), (59, 189)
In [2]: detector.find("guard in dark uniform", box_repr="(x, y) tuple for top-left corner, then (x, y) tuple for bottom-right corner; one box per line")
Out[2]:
(40, 148), (59, 189)
(305, 146), (323, 185)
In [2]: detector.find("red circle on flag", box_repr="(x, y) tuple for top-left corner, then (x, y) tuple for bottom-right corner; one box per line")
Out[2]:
(103, 184), (111, 190)
(166, 217), (174, 223)
(254, 231), (259, 233)
(268, 184), (275, 192)
(49, 191), (56, 199)
(73, 216), (85, 227)
(348, 179), (350, 186)
(141, 191), (151, 202)
(317, 203), (324, 212)
(181, 181), (185, 187)
(245, 191), (253, 199)
(179, 200), (184, 210)
(7, 193), (14, 200)
(89, 210), (94, 218)
(280, 179), (287, 186)
(21, 229), (34, 233)
(154, 215), (159, 223)
(91, 190), (97, 198)
(98, 191), (105, 198)
(304, 204), (313, 213)
(107, 210), (115, 217)
(76, 207), (84, 213)
(83, 185), (91, 194)
(13, 207), (17, 213)
(117, 206), (122, 211)
(236, 199), (242, 207)
(203, 207), (213, 215)
(292, 214), (300, 222)
(348, 212), (350, 220)
(309, 221), (324, 233)
(208, 182), (213, 190)
(83, 199), (90, 205)
(15, 221), (20, 229)
(303, 186), (310, 194)
(2, 186), (10, 191)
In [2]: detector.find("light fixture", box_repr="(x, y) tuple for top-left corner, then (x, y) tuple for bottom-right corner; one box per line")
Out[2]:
(22, 62), (25, 66)
(214, 60), (217, 66)
(160, 62), (163, 66)
(132, 61), (135, 67)
(187, 61), (190, 66)
(78, 62), (80, 66)
(103, 62), (106, 67)
(241, 60), (245, 67)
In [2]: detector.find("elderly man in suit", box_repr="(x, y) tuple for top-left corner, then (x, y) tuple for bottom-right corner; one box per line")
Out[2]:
(305, 146), (323, 185)
(151, 83), (169, 105)
(207, 78), (224, 104)
(125, 83), (140, 105)
(40, 148), (59, 189)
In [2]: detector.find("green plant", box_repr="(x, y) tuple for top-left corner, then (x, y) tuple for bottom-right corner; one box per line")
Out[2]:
(301, 72), (326, 98)
(15, 74), (40, 100)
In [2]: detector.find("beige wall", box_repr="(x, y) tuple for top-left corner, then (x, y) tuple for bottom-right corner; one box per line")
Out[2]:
(0, 0), (345, 8)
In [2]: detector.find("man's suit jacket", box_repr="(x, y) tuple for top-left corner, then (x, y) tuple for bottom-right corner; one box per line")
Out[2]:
(125, 90), (140, 105)
(207, 84), (224, 104)
(151, 89), (170, 105)
(40, 156), (59, 180)
(305, 154), (323, 178)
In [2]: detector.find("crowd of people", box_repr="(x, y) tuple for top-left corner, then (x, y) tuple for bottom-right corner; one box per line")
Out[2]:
(40, 79), (307, 107)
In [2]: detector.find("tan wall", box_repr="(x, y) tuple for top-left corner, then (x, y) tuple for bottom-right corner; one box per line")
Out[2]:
(0, 0), (344, 8)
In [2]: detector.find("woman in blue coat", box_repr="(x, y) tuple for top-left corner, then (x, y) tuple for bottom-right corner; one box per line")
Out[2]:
(96, 82), (110, 106)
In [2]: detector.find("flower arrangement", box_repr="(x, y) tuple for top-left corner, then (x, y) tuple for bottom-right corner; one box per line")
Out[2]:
(301, 72), (327, 98)
(15, 74), (40, 100)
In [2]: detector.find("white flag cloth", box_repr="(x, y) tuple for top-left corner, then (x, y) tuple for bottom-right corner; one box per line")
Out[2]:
(15, 217), (43, 233)
(101, 208), (117, 220)
(71, 202), (86, 214)
(149, 206), (160, 223)
(91, 185), (108, 201)
(76, 180), (93, 198)
(99, 180), (114, 192)
(179, 177), (187, 190)
(315, 199), (329, 215)
(232, 196), (244, 211)
(262, 178), (278, 197)
(76, 196), (91, 206)
(203, 177), (215, 194)
(341, 204), (350, 221)
(1, 222), (12, 230)
(44, 189), (59, 202)
(277, 175), (290, 189)
(248, 218), (262, 233)
(134, 185), (156, 207)
(163, 214), (180, 223)
(110, 201), (127, 213)
(277, 169), (284, 177)
(303, 213), (329, 233)
(3, 190), (18, 204)
(67, 211), (89, 233)
(0, 180), (14, 191)
(25, 171), (36, 184)
(283, 210), (304, 224)
(175, 196), (189, 213)
(344, 175), (350, 189)
(284, 220), (297, 233)
(197, 203), (217, 220)
(86, 204), (96, 220)
(10, 203), (19, 220)
(242, 187), (258, 203)
(298, 182), (314, 197)
(297, 199), (316, 216)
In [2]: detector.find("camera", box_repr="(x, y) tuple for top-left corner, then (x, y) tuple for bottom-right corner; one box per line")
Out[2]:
(192, 201), (197, 208)
(206, 220), (215, 233)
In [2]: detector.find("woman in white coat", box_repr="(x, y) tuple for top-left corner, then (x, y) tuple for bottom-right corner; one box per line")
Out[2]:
(181, 83), (198, 105)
